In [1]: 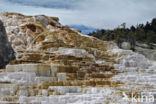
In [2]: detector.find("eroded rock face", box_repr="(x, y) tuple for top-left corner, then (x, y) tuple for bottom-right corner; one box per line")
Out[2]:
(0, 20), (15, 69)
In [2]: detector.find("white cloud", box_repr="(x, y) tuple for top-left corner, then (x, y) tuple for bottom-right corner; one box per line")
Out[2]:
(0, 0), (156, 29)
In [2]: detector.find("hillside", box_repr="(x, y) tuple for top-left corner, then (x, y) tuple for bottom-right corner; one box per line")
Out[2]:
(88, 19), (156, 46)
(0, 12), (156, 104)
(88, 20), (156, 60)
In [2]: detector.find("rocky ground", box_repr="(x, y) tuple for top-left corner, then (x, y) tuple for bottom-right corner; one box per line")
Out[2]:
(0, 12), (156, 104)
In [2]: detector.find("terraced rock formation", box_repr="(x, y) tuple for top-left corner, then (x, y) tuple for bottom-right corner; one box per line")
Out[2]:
(0, 12), (156, 104)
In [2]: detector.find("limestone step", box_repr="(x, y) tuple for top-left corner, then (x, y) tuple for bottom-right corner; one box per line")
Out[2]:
(87, 73), (114, 79)
(0, 84), (18, 97)
(6, 64), (51, 77)
(0, 72), (57, 85)
(111, 72), (156, 86)
(35, 76), (58, 83)
(0, 72), (36, 84)
(0, 96), (19, 104)
(38, 80), (123, 89)
(48, 86), (81, 95)
(18, 87), (114, 104)
(6, 64), (79, 77)
(51, 65), (79, 73)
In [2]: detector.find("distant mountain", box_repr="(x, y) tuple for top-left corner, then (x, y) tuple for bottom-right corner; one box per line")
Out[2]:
(70, 25), (97, 34)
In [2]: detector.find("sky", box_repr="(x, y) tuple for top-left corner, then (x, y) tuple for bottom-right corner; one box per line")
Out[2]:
(0, 0), (156, 29)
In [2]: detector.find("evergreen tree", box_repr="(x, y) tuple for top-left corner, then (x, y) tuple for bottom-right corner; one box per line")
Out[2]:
(88, 17), (156, 50)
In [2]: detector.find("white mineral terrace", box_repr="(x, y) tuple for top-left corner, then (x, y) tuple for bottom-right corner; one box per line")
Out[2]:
(0, 12), (155, 104)
(0, 47), (155, 104)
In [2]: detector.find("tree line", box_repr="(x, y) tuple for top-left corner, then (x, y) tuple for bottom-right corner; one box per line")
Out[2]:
(88, 18), (156, 50)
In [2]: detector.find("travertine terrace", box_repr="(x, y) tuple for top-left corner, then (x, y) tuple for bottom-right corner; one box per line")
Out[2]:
(0, 12), (156, 104)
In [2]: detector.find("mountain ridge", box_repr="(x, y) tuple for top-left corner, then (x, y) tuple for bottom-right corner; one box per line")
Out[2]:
(70, 25), (97, 34)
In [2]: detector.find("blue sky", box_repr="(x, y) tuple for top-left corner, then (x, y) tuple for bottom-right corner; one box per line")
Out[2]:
(0, 0), (156, 29)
